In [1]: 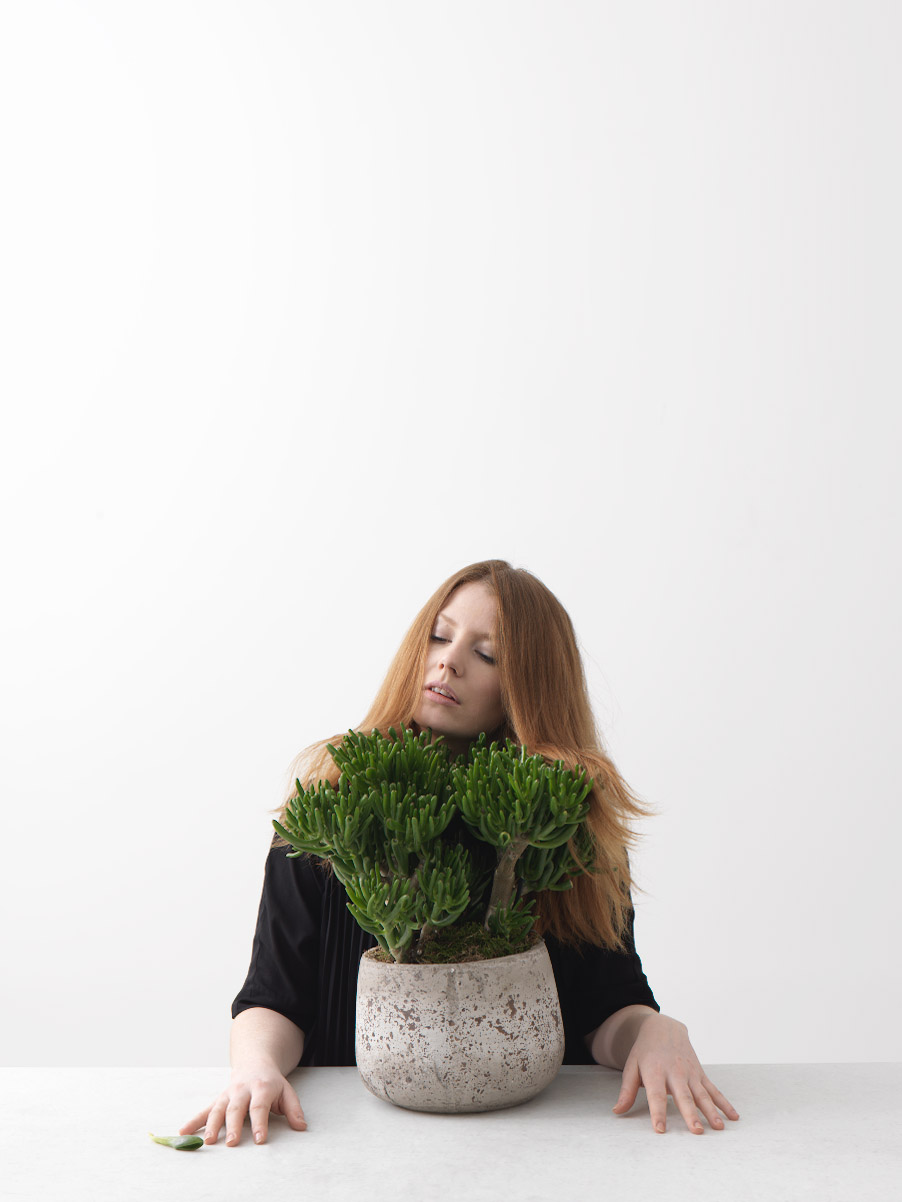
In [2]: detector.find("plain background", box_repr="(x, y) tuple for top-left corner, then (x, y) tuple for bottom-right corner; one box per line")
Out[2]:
(2, 1), (899, 1069)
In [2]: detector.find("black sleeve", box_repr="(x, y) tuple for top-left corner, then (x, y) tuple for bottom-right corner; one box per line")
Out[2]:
(544, 907), (660, 1065)
(231, 845), (325, 1041)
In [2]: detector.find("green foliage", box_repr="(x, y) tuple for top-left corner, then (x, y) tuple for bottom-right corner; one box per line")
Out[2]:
(273, 726), (595, 962)
(273, 726), (455, 881)
(342, 841), (473, 958)
(485, 895), (538, 942)
(452, 734), (593, 853)
(517, 823), (598, 893)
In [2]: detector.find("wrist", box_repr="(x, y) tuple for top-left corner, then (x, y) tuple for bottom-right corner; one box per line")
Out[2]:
(228, 1008), (304, 1078)
(591, 1004), (661, 1068)
(618, 1007), (661, 1059)
(230, 1055), (283, 1079)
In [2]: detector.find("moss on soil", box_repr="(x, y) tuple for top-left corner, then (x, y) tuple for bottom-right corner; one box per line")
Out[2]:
(368, 922), (541, 965)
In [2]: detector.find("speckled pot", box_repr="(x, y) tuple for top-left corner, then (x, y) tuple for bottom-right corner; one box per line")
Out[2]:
(355, 939), (564, 1114)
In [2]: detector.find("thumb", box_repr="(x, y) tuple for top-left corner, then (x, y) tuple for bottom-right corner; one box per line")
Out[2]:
(612, 1056), (640, 1114)
(282, 1083), (308, 1130)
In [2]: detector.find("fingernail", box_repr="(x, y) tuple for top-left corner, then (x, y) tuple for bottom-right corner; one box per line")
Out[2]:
(254, 1131), (262, 1144)
(226, 1134), (236, 1145)
(656, 1122), (665, 1133)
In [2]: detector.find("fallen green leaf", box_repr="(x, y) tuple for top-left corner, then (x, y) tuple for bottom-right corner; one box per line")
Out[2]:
(149, 1132), (204, 1151)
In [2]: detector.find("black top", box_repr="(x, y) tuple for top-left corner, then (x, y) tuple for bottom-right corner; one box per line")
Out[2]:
(232, 841), (660, 1067)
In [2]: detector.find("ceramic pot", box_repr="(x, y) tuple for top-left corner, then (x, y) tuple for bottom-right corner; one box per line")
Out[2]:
(355, 939), (564, 1114)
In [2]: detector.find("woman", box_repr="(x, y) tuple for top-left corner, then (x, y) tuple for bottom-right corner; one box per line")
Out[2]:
(182, 560), (739, 1145)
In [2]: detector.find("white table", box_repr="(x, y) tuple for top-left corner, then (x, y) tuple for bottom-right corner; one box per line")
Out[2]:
(3, 1064), (899, 1201)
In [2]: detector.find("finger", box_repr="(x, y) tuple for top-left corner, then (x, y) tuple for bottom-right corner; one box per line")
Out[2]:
(702, 1075), (740, 1121)
(203, 1100), (227, 1145)
(690, 1081), (725, 1130)
(612, 1056), (640, 1114)
(225, 1095), (250, 1147)
(643, 1078), (669, 1133)
(248, 1100), (272, 1145)
(269, 1083), (308, 1131)
(280, 1081), (308, 1131)
(179, 1105), (211, 1135)
(672, 1084), (704, 1134)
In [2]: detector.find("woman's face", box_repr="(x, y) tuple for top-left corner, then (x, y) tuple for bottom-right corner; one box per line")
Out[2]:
(413, 581), (505, 754)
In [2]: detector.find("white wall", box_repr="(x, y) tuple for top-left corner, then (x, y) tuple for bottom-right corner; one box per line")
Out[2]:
(2, 1), (899, 1068)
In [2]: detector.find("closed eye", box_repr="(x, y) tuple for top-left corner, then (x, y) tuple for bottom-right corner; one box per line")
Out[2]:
(431, 634), (495, 665)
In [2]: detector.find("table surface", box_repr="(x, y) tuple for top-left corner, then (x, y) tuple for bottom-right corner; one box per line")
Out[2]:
(3, 1064), (900, 1202)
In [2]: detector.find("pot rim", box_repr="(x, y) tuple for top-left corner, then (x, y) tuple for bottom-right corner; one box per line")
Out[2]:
(360, 936), (548, 970)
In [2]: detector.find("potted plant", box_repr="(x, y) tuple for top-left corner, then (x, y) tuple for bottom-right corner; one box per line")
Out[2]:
(272, 726), (595, 1113)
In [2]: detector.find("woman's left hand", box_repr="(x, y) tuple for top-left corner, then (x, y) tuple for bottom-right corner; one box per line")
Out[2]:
(612, 1013), (740, 1134)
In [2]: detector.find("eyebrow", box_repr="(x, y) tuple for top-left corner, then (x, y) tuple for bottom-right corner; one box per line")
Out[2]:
(436, 612), (495, 642)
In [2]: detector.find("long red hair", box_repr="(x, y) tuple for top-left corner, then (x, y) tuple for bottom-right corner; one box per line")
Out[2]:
(273, 560), (653, 951)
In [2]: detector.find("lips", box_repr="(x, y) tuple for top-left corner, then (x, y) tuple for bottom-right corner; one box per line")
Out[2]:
(424, 681), (459, 703)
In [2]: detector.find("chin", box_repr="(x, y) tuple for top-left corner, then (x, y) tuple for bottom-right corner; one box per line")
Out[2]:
(415, 716), (462, 748)
(417, 720), (453, 742)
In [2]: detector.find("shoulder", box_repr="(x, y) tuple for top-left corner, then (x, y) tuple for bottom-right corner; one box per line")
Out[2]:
(262, 844), (332, 903)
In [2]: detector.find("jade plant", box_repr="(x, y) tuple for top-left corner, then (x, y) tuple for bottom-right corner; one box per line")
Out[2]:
(272, 726), (596, 963)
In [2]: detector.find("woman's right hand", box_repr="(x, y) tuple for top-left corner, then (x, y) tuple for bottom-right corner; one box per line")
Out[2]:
(180, 1065), (308, 1146)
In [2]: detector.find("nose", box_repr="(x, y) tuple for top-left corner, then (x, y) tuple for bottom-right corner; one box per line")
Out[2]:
(438, 647), (460, 676)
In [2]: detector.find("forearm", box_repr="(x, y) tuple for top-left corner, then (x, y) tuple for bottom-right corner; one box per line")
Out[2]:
(230, 1007), (305, 1077)
(585, 1004), (662, 1069)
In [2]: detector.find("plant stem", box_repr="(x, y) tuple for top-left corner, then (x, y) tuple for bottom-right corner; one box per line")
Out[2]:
(415, 922), (434, 959)
(484, 835), (530, 930)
